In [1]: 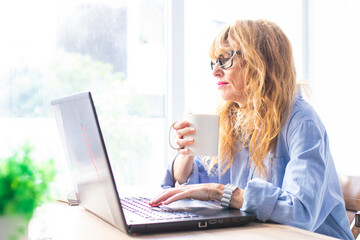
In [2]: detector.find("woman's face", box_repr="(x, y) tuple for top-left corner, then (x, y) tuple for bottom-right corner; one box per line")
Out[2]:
(212, 55), (246, 106)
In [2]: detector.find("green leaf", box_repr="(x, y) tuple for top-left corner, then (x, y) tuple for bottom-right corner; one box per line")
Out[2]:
(0, 143), (56, 221)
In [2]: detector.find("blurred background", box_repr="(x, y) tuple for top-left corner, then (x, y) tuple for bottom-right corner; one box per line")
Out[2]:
(0, 0), (359, 199)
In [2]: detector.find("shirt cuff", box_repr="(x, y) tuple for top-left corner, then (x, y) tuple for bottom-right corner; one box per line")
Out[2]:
(241, 178), (281, 221)
(161, 156), (207, 188)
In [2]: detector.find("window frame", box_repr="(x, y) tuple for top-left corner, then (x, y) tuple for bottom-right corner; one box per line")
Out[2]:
(165, 0), (185, 164)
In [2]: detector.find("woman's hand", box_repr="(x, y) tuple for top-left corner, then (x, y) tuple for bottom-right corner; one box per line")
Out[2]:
(171, 120), (196, 183)
(172, 120), (196, 155)
(149, 183), (224, 206)
(149, 184), (245, 209)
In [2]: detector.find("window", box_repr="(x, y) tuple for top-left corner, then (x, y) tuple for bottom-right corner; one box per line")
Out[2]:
(0, 0), (166, 197)
(308, 0), (360, 175)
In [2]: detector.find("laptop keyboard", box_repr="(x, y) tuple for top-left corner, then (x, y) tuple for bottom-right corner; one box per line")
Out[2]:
(121, 197), (200, 221)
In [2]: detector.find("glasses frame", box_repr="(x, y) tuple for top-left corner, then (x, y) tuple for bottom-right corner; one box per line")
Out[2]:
(210, 50), (242, 70)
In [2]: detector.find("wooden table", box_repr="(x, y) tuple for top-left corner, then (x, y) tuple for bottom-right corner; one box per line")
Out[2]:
(28, 201), (336, 240)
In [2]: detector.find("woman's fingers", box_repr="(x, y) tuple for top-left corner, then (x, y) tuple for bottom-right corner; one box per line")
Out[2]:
(173, 124), (195, 152)
(162, 189), (193, 205)
(172, 121), (190, 131)
(149, 187), (186, 205)
(149, 184), (213, 206)
(176, 127), (196, 138)
(178, 148), (191, 154)
(148, 201), (164, 207)
(176, 138), (194, 147)
(173, 121), (195, 139)
(170, 121), (196, 154)
(169, 121), (195, 152)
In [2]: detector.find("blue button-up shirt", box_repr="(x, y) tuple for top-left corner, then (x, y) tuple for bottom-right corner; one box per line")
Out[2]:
(162, 95), (353, 240)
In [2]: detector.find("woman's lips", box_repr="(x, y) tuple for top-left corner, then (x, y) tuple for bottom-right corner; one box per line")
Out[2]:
(217, 81), (229, 88)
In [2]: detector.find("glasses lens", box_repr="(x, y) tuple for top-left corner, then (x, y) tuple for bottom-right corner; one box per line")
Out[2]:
(219, 51), (233, 69)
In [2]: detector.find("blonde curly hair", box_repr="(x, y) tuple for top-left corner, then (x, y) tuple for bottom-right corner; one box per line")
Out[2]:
(208, 19), (298, 178)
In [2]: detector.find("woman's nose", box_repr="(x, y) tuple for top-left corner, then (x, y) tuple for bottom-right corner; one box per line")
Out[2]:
(212, 64), (224, 78)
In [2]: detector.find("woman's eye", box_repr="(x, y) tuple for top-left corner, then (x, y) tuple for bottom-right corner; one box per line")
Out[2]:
(221, 58), (231, 65)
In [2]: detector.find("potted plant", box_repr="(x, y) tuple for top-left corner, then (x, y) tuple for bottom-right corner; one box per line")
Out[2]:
(0, 143), (56, 240)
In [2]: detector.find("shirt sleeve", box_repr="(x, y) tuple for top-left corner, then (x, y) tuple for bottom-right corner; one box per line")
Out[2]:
(161, 156), (212, 188)
(241, 120), (328, 231)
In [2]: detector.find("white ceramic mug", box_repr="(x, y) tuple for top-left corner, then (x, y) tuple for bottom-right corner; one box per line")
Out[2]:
(169, 113), (219, 156)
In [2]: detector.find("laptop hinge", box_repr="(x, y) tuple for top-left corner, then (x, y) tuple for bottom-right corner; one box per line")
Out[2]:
(67, 190), (80, 206)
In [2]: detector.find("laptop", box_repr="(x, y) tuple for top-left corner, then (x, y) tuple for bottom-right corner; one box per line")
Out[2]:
(51, 91), (256, 235)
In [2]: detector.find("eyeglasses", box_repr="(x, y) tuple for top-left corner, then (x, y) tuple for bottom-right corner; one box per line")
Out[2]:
(210, 50), (242, 70)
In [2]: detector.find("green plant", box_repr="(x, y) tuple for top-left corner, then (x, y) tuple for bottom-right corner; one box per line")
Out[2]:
(0, 143), (56, 221)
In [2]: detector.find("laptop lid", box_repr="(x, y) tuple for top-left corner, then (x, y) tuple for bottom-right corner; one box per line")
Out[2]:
(51, 91), (255, 235)
(51, 92), (127, 232)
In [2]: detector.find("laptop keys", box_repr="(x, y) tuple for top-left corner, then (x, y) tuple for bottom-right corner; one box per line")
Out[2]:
(121, 197), (200, 221)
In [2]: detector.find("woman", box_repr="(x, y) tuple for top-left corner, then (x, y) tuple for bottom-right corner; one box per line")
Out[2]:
(150, 19), (353, 239)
